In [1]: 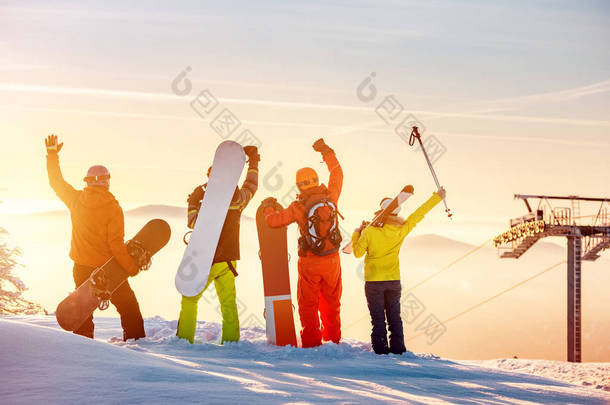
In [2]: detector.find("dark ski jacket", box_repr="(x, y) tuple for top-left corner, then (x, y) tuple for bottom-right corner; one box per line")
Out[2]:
(187, 162), (258, 264)
(46, 152), (136, 273)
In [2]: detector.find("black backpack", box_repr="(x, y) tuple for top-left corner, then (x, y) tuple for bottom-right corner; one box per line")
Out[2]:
(299, 192), (342, 256)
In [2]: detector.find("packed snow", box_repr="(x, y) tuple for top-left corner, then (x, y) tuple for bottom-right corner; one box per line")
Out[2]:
(1, 316), (609, 404)
(470, 359), (610, 393)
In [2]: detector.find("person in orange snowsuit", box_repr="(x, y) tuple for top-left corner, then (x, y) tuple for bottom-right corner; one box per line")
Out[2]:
(262, 138), (343, 348)
(45, 135), (144, 340)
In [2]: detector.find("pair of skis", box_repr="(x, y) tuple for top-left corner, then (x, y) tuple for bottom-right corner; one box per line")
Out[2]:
(343, 126), (451, 254)
(342, 186), (414, 254)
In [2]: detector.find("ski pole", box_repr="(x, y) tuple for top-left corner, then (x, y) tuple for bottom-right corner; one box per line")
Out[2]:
(409, 126), (452, 219)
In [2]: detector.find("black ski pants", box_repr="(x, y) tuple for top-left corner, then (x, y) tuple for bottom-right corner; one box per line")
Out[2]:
(365, 280), (406, 355)
(72, 263), (146, 341)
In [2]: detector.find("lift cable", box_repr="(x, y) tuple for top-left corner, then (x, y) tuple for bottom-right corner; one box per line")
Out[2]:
(403, 237), (493, 295)
(344, 237), (493, 331)
(405, 260), (566, 342)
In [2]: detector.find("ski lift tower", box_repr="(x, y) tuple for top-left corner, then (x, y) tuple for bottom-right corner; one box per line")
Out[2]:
(494, 195), (610, 362)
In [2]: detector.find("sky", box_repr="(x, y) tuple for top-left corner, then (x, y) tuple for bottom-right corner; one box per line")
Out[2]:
(0, 0), (608, 219)
(0, 1), (609, 359)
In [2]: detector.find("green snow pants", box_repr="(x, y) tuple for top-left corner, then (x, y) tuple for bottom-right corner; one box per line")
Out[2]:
(177, 261), (239, 344)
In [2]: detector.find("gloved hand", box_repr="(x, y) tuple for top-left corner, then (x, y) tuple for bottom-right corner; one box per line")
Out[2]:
(355, 221), (370, 234)
(437, 187), (447, 200)
(126, 240), (152, 276)
(45, 134), (63, 154)
(243, 145), (260, 166)
(312, 138), (333, 155)
(261, 197), (281, 212)
(187, 185), (204, 205)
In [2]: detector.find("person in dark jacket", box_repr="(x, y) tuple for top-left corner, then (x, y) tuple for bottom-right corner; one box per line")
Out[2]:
(176, 145), (260, 344)
(45, 134), (144, 340)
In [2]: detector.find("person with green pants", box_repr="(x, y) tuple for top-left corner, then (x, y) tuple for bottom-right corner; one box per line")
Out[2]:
(177, 145), (260, 344)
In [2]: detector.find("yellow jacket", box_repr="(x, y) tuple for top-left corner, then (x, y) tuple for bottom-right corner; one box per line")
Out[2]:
(351, 192), (442, 281)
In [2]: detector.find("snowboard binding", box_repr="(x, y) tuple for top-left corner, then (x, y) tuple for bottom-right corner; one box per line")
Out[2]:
(90, 269), (111, 310)
(127, 239), (153, 272)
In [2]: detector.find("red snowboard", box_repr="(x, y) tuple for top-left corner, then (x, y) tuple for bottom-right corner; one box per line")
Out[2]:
(256, 202), (298, 347)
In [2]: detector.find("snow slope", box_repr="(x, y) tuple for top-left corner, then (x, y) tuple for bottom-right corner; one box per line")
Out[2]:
(1, 316), (609, 404)
(470, 359), (610, 393)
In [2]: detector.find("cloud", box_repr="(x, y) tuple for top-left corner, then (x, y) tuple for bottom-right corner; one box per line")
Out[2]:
(1, 82), (609, 130)
(0, 104), (344, 130)
(0, 65), (53, 72)
(444, 79), (610, 115)
(433, 130), (610, 148)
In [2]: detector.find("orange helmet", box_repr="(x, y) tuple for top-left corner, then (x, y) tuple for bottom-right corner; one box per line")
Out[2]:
(296, 167), (319, 191)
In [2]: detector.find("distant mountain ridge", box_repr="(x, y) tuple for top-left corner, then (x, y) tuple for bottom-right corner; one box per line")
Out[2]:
(9, 204), (256, 222)
(125, 205), (256, 222)
(126, 204), (185, 217)
(6, 207), (575, 255)
(10, 204), (186, 219)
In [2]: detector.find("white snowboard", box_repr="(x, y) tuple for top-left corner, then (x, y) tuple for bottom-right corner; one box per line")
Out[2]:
(175, 141), (246, 297)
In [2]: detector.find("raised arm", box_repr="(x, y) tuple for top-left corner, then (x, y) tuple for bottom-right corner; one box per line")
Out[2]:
(45, 135), (78, 207)
(313, 138), (343, 203)
(231, 145), (259, 211)
(400, 190), (444, 237)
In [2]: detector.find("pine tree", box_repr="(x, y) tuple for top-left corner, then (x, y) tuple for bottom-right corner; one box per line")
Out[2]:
(0, 227), (46, 315)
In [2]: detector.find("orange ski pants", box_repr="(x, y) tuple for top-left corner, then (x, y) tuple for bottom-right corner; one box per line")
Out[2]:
(297, 253), (342, 348)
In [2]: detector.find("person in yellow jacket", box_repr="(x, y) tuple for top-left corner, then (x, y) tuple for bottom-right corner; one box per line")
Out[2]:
(351, 187), (446, 354)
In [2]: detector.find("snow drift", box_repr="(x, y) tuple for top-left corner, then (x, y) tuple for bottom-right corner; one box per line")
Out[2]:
(1, 316), (609, 404)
